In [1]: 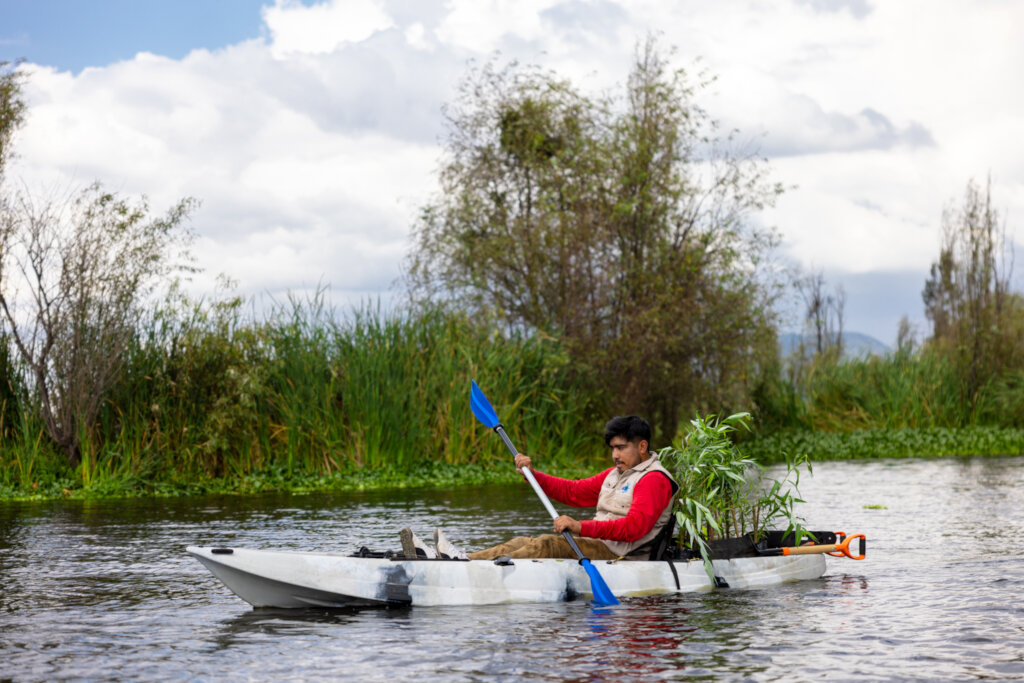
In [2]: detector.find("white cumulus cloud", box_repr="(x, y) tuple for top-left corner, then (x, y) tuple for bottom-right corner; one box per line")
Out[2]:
(263, 0), (395, 56)
(5, 0), (1023, 341)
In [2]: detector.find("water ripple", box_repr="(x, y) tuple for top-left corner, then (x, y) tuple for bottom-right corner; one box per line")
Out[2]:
(1, 457), (1023, 680)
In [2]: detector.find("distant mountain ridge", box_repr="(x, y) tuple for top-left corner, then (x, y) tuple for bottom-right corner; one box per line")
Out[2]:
(779, 332), (891, 360)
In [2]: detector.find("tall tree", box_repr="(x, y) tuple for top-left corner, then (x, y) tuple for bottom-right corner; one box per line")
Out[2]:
(0, 68), (197, 466)
(407, 40), (784, 440)
(796, 270), (845, 358)
(0, 61), (27, 436)
(922, 177), (1016, 402)
(0, 185), (196, 466)
(0, 61), (26, 179)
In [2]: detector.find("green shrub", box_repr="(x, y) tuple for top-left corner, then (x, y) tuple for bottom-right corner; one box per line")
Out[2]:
(742, 425), (1024, 463)
(659, 412), (812, 576)
(1, 293), (603, 498)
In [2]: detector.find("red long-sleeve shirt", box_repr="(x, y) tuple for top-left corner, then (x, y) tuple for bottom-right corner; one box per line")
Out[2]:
(530, 468), (673, 543)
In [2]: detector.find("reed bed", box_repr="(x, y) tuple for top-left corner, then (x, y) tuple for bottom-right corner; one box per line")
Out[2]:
(742, 425), (1024, 464)
(4, 292), (1024, 500)
(0, 295), (603, 497)
(756, 347), (1024, 432)
(747, 346), (1024, 464)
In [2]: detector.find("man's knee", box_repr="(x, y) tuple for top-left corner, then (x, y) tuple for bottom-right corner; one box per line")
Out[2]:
(467, 536), (532, 560)
(535, 534), (573, 558)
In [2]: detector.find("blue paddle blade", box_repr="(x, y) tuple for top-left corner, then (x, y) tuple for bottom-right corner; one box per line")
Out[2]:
(581, 559), (619, 606)
(470, 380), (500, 429)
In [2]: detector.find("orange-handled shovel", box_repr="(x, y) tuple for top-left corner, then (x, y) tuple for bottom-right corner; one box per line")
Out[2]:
(760, 533), (867, 560)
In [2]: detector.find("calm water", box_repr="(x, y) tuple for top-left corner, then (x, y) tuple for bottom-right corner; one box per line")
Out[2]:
(1, 456), (1022, 681)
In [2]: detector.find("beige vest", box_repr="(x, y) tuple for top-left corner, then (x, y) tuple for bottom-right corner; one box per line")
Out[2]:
(594, 452), (678, 559)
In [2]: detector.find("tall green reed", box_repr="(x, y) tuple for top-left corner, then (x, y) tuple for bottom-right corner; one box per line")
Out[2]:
(756, 346), (1002, 432)
(331, 305), (595, 471)
(5, 289), (602, 495)
(12, 280), (1022, 498)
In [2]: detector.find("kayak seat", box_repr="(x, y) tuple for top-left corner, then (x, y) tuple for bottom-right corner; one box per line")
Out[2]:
(638, 515), (678, 561)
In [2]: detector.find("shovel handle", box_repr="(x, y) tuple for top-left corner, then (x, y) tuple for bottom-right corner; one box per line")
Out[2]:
(782, 533), (866, 560)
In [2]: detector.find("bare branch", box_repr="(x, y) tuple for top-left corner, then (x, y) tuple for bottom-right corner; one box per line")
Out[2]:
(0, 183), (196, 465)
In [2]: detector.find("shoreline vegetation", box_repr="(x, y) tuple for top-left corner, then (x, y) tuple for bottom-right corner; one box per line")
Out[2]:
(3, 54), (1023, 504)
(5, 429), (1024, 502)
(2, 299), (1023, 503)
(5, 424), (1024, 503)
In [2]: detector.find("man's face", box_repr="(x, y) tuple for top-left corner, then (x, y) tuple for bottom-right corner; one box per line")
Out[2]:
(609, 436), (649, 472)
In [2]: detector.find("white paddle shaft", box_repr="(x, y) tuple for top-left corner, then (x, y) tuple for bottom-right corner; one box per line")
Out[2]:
(522, 467), (560, 520)
(495, 425), (560, 520)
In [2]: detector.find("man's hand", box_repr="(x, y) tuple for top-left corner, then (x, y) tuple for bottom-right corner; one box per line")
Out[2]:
(514, 453), (533, 475)
(553, 515), (581, 535)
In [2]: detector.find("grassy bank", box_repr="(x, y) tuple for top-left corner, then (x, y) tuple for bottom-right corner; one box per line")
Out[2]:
(738, 342), (1024, 466)
(4, 294), (1024, 502)
(9, 424), (1022, 502)
(742, 425), (1024, 464)
(755, 348), (1024, 432)
(7, 423), (1021, 501)
(0, 296), (609, 500)
(744, 348), (1024, 466)
(0, 460), (609, 502)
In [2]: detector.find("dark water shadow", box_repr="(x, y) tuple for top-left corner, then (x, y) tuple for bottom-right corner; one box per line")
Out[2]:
(209, 603), (415, 651)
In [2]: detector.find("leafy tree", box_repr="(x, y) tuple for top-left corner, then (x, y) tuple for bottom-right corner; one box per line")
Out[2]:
(0, 61), (27, 438)
(0, 185), (196, 466)
(922, 177), (1020, 404)
(407, 40), (784, 439)
(0, 61), (26, 179)
(0, 69), (197, 466)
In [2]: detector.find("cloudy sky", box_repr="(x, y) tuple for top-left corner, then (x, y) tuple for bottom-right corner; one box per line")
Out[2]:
(2, 0), (1022, 345)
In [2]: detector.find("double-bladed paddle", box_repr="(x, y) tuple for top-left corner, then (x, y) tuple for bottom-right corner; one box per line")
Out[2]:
(470, 380), (619, 606)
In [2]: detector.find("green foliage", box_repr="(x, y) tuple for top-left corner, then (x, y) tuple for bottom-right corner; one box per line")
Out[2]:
(922, 177), (1023, 408)
(742, 425), (1024, 463)
(0, 333), (21, 438)
(0, 180), (196, 466)
(975, 367), (1024, 426)
(3, 288), (1023, 501)
(0, 60), (26, 177)
(659, 412), (811, 577)
(407, 39), (784, 441)
(756, 346), (967, 431)
(0, 295), (604, 499)
(755, 332), (1024, 435)
(753, 176), (1024, 444)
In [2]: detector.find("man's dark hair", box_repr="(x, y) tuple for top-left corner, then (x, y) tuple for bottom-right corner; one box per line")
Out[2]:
(604, 415), (652, 446)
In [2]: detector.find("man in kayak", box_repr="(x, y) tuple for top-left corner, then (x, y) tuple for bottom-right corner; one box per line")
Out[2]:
(405, 415), (679, 561)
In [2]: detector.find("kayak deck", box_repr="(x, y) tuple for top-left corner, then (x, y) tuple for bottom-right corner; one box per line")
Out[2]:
(187, 546), (827, 608)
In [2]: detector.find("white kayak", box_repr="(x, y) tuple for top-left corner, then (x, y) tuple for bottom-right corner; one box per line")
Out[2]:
(187, 545), (827, 608)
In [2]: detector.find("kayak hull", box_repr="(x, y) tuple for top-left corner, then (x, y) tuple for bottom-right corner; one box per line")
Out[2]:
(187, 546), (826, 608)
